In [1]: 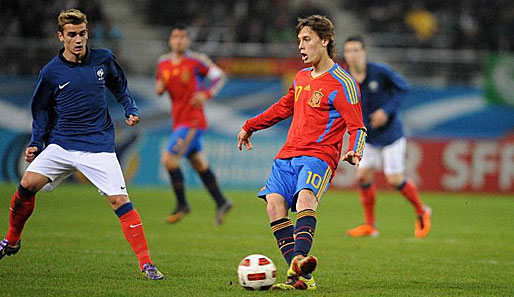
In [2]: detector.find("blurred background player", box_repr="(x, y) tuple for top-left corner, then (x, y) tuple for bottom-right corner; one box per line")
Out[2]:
(155, 25), (232, 225)
(0, 9), (163, 279)
(237, 15), (366, 290)
(343, 36), (431, 238)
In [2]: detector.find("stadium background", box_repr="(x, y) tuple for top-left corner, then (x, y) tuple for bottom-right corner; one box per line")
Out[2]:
(1, 0), (513, 194)
(0, 1), (513, 296)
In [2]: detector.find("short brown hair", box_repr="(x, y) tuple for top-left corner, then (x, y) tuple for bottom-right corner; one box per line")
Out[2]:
(58, 9), (87, 32)
(296, 15), (336, 58)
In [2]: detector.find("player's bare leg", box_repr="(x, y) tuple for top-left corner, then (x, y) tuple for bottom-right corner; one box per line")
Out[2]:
(387, 173), (431, 238)
(347, 167), (379, 237)
(162, 152), (190, 223)
(108, 194), (163, 280)
(189, 152), (232, 225)
(265, 194), (297, 290)
(1, 171), (48, 260)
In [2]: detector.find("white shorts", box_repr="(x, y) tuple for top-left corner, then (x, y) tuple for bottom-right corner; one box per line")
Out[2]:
(359, 137), (406, 175)
(26, 144), (128, 196)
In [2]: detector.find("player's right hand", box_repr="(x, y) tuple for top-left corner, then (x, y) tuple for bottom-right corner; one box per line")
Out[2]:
(25, 146), (39, 163)
(237, 129), (253, 151)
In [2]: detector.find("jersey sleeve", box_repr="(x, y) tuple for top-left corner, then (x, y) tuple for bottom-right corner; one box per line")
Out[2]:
(243, 82), (295, 133)
(333, 85), (367, 157)
(106, 53), (138, 118)
(30, 70), (54, 151)
(380, 65), (411, 116)
(195, 54), (226, 99)
(156, 60), (164, 81)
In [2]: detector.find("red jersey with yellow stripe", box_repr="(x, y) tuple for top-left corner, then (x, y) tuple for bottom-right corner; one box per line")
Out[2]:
(156, 51), (223, 130)
(243, 63), (366, 172)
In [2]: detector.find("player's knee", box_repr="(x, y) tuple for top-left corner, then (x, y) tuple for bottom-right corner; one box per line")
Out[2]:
(161, 154), (179, 170)
(108, 195), (130, 209)
(188, 153), (208, 173)
(20, 172), (49, 192)
(385, 174), (404, 188)
(189, 159), (208, 173)
(266, 199), (287, 220)
(357, 169), (374, 185)
(296, 190), (317, 211)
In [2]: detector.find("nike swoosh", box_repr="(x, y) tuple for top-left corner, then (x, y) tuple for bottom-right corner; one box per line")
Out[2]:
(59, 82), (70, 89)
(130, 223), (142, 228)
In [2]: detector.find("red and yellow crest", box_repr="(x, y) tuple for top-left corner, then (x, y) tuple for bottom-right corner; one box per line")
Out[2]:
(309, 90), (324, 107)
(181, 69), (191, 82)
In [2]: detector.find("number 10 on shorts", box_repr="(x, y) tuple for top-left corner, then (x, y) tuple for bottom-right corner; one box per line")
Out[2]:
(306, 171), (322, 189)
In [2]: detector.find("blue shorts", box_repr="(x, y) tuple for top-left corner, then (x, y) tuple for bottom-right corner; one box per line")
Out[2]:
(166, 126), (204, 158)
(258, 156), (332, 212)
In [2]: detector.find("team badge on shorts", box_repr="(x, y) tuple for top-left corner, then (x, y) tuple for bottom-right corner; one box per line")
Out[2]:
(309, 90), (323, 108)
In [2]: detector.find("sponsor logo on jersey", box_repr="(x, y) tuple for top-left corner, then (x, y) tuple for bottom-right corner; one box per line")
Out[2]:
(58, 81), (70, 89)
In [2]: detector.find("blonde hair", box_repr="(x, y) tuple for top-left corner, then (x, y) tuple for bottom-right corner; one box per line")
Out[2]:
(58, 9), (87, 32)
(296, 15), (336, 58)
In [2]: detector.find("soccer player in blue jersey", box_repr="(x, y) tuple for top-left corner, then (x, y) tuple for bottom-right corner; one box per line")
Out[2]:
(343, 36), (431, 238)
(0, 9), (163, 279)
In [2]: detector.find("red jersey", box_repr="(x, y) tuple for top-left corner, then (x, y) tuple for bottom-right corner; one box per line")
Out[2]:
(243, 63), (366, 172)
(156, 51), (225, 130)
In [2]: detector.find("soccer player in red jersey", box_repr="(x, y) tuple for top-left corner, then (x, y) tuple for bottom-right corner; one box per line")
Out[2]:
(237, 15), (367, 290)
(156, 25), (232, 225)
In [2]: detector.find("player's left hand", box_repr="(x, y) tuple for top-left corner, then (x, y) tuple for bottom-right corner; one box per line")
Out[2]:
(370, 109), (388, 129)
(125, 114), (140, 126)
(191, 91), (209, 107)
(342, 150), (360, 166)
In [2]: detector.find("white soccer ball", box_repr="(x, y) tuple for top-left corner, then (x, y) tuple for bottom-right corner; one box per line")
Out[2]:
(237, 254), (277, 290)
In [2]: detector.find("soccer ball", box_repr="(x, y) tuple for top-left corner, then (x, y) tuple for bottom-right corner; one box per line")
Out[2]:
(237, 254), (277, 290)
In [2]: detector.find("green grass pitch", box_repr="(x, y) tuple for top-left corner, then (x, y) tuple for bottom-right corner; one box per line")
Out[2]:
(0, 182), (513, 296)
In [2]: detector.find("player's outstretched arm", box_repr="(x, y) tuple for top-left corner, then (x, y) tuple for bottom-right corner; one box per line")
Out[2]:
(125, 114), (140, 127)
(237, 129), (253, 151)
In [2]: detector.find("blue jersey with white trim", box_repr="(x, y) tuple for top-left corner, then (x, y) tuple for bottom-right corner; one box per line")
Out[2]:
(360, 62), (410, 146)
(29, 47), (138, 153)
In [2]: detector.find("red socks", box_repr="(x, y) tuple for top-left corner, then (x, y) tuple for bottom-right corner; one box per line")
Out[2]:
(398, 180), (424, 215)
(6, 188), (35, 245)
(118, 207), (152, 270)
(360, 184), (376, 226)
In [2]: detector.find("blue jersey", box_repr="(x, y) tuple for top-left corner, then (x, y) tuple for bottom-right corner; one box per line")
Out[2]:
(360, 62), (410, 146)
(29, 47), (138, 153)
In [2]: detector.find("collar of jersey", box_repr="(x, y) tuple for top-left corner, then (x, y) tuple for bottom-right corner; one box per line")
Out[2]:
(311, 62), (338, 80)
(58, 46), (91, 66)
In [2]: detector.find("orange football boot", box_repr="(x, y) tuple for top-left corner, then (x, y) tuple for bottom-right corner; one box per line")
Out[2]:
(415, 206), (432, 238)
(346, 224), (379, 237)
(165, 205), (190, 224)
